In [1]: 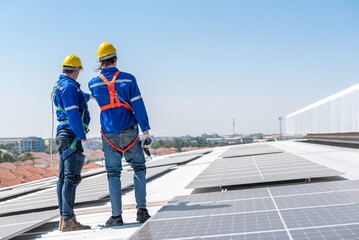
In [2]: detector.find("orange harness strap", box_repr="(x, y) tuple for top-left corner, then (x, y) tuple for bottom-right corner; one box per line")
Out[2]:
(99, 71), (138, 152)
(101, 130), (139, 153)
(99, 71), (133, 112)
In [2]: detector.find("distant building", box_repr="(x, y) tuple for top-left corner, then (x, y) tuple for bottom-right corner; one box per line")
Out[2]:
(224, 136), (242, 144)
(18, 137), (45, 153)
(241, 137), (254, 144)
(0, 138), (22, 145)
(206, 137), (225, 144)
(224, 135), (254, 144)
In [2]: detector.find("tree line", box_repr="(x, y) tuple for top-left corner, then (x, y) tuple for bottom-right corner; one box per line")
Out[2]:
(0, 144), (35, 163)
(151, 137), (227, 151)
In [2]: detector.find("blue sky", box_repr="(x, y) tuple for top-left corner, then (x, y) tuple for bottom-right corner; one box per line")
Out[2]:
(0, 0), (358, 138)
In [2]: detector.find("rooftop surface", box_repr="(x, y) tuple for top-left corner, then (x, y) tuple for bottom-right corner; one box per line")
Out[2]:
(3, 141), (359, 239)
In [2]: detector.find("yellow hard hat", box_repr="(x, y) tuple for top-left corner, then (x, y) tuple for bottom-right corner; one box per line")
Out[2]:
(62, 54), (83, 71)
(98, 42), (117, 60)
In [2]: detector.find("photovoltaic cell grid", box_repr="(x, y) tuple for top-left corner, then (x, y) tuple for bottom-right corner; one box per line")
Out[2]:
(146, 153), (205, 168)
(186, 152), (343, 189)
(0, 152), (202, 202)
(0, 165), (174, 240)
(0, 165), (173, 216)
(167, 149), (212, 158)
(0, 180), (55, 201)
(0, 167), (108, 202)
(220, 144), (283, 158)
(130, 180), (359, 240)
(0, 210), (58, 240)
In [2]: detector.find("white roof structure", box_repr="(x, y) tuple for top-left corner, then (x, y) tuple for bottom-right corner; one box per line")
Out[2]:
(286, 83), (359, 135)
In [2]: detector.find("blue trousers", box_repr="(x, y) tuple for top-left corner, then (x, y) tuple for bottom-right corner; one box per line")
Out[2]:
(102, 126), (147, 216)
(56, 129), (85, 221)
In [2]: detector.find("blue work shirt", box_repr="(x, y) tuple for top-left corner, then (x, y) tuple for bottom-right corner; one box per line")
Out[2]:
(88, 67), (150, 134)
(54, 74), (91, 141)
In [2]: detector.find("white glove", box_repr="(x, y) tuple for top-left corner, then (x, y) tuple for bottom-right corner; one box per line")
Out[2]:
(141, 134), (153, 149)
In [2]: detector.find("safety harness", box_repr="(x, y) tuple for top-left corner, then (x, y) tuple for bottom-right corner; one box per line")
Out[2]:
(99, 71), (139, 153)
(52, 83), (89, 160)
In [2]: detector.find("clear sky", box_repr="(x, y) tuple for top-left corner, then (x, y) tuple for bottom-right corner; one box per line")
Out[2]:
(0, 0), (358, 138)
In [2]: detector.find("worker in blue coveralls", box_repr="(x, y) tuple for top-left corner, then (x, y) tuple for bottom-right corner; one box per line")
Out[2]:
(53, 54), (91, 232)
(88, 42), (152, 227)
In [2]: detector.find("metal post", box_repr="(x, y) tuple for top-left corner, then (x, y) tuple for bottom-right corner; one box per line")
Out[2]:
(233, 119), (235, 137)
(278, 117), (283, 140)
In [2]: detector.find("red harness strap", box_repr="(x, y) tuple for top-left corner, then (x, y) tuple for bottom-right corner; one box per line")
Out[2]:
(101, 130), (139, 153)
(99, 71), (133, 112)
(99, 71), (138, 152)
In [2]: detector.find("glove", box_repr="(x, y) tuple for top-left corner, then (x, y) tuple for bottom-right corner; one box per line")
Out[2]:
(141, 135), (153, 149)
(141, 134), (152, 158)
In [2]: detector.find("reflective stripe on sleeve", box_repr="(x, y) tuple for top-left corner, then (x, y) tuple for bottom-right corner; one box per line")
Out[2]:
(89, 79), (132, 89)
(131, 95), (142, 102)
(64, 105), (79, 111)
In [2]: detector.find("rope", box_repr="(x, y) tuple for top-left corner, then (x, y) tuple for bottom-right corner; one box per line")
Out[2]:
(50, 87), (56, 177)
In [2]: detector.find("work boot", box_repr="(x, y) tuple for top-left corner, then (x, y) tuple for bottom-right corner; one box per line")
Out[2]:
(58, 217), (63, 230)
(105, 215), (124, 227)
(61, 215), (91, 232)
(136, 208), (151, 223)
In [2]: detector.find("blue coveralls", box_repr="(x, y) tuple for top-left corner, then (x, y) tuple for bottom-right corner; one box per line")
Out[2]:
(53, 74), (90, 220)
(88, 67), (150, 216)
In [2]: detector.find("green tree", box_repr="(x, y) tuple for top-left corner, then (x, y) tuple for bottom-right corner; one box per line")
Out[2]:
(16, 152), (35, 162)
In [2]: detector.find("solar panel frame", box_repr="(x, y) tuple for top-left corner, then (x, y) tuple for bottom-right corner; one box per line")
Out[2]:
(0, 165), (174, 216)
(146, 154), (203, 168)
(220, 144), (284, 158)
(0, 179), (56, 201)
(0, 164), (175, 240)
(290, 224), (359, 240)
(131, 211), (285, 240)
(130, 180), (359, 240)
(167, 149), (212, 158)
(0, 210), (58, 240)
(186, 152), (343, 189)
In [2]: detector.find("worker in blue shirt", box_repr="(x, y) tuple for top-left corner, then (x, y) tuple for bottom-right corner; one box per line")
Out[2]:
(53, 54), (91, 232)
(88, 42), (152, 227)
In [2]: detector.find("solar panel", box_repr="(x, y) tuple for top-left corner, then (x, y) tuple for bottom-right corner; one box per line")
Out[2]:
(0, 167), (115, 202)
(0, 210), (58, 240)
(146, 154), (203, 168)
(0, 181), (55, 202)
(220, 144), (283, 158)
(200, 231), (291, 240)
(186, 152), (343, 189)
(167, 149), (212, 158)
(290, 225), (359, 240)
(0, 165), (174, 216)
(130, 180), (359, 240)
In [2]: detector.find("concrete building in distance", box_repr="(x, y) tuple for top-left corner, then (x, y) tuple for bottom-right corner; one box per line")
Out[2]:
(286, 83), (359, 143)
(0, 138), (22, 145)
(18, 137), (45, 153)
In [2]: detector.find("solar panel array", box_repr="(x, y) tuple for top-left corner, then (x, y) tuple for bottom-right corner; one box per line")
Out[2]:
(220, 144), (283, 158)
(0, 180), (55, 201)
(146, 154), (203, 168)
(0, 165), (174, 216)
(187, 152), (342, 189)
(0, 210), (58, 240)
(0, 165), (174, 240)
(130, 180), (359, 240)
(167, 149), (212, 158)
(0, 167), (108, 202)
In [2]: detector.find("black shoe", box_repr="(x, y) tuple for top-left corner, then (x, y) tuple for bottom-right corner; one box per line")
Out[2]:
(105, 215), (123, 227)
(137, 208), (151, 223)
